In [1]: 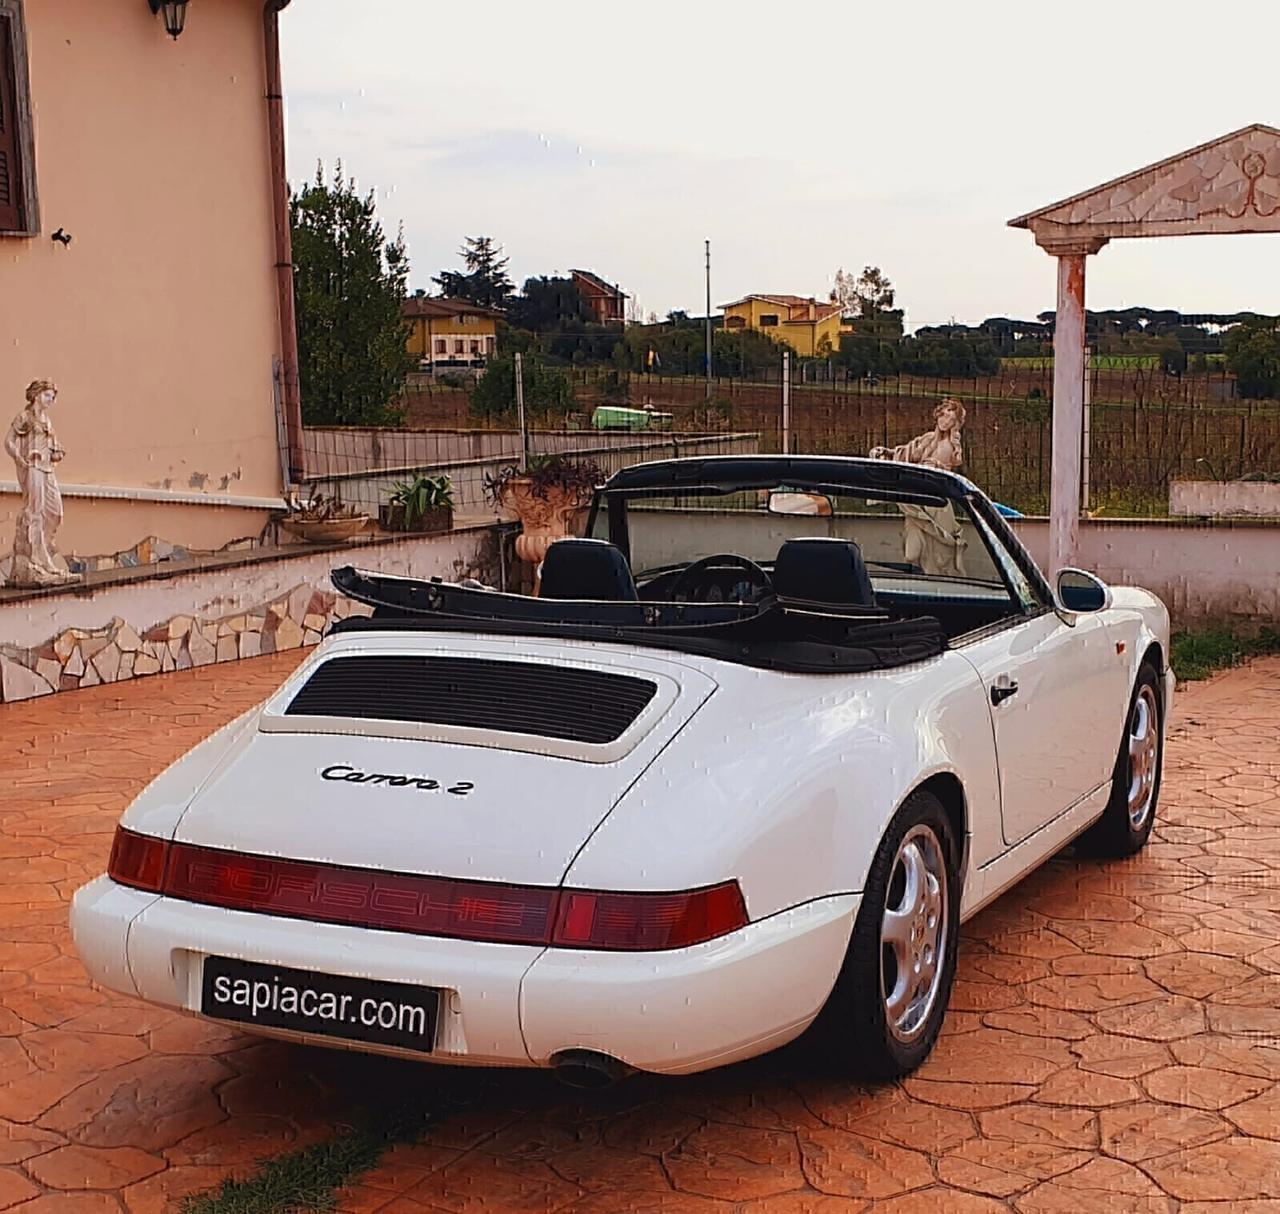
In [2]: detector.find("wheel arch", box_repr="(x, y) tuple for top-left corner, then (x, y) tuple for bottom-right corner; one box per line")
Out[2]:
(911, 771), (968, 882)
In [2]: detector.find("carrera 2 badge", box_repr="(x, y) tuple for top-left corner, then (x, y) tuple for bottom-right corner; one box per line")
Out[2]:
(321, 765), (474, 796)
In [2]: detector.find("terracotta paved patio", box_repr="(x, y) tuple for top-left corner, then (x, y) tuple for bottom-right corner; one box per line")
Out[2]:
(3, 652), (1280, 1212)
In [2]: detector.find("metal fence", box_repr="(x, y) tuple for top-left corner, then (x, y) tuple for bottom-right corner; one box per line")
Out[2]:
(392, 359), (1280, 517)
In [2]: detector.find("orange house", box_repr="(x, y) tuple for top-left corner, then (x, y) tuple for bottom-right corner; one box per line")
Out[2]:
(571, 269), (627, 325)
(0, 0), (302, 561)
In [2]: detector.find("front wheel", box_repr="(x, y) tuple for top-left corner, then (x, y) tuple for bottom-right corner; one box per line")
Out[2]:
(1076, 662), (1163, 859)
(812, 789), (960, 1081)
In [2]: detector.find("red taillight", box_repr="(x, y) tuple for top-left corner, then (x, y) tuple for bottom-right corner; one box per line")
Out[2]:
(107, 828), (168, 893)
(551, 883), (749, 951)
(162, 843), (558, 946)
(106, 832), (749, 951)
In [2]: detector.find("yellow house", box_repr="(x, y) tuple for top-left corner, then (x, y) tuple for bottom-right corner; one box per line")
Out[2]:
(721, 294), (851, 357)
(404, 298), (501, 370)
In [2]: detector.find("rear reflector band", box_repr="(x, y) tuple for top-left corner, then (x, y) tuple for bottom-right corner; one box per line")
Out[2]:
(107, 828), (748, 951)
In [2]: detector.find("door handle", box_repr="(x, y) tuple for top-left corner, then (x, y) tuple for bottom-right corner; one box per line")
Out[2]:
(991, 676), (1019, 706)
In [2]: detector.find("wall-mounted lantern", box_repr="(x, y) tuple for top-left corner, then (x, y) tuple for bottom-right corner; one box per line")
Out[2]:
(148, 0), (190, 40)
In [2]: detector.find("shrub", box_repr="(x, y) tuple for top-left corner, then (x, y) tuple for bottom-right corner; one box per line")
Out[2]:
(470, 355), (575, 419)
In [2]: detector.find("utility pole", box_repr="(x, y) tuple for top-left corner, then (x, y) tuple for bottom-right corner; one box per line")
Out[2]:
(1081, 344), (1092, 512)
(782, 349), (791, 454)
(704, 239), (713, 402)
(514, 351), (530, 470)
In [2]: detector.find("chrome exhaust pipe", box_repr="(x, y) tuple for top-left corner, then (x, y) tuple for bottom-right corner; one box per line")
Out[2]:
(549, 1049), (632, 1089)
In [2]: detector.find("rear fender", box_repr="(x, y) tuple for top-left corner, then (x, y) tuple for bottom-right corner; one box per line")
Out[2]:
(564, 650), (1000, 921)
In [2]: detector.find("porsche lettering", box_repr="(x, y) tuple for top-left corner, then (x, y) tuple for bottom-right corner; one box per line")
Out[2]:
(320, 765), (473, 795)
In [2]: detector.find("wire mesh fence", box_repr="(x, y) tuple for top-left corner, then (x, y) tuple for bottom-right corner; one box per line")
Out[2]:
(303, 353), (1280, 520)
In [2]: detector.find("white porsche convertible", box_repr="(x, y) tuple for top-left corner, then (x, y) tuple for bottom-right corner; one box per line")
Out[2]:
(71, 456), (1172, 1084)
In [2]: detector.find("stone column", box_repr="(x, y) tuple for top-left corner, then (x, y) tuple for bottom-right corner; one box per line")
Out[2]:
(1039, 234), (1108, 575)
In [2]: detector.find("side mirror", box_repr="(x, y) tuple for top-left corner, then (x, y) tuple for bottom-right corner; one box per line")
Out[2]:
(768, 490), (834, 517)
(1056, 567), (1109, 615)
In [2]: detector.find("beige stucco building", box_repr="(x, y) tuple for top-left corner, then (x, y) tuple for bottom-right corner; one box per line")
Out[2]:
(0, 0), (301, 565)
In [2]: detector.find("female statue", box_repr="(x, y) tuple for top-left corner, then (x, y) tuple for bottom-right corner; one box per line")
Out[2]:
(5, 380), (77, 587)
(869, 397), (968, 577)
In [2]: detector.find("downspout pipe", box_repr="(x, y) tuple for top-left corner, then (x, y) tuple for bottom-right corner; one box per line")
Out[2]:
(264, 0), (305, 486)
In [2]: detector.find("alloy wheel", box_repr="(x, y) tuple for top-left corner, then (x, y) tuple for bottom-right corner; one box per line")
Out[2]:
(880, 824), (949, 1043)
(1127, 684), (1160, 830)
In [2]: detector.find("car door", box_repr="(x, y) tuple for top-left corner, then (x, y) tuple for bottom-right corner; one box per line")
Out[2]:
(957, 610), (1125, 847)
(951, 504), (1132, 848)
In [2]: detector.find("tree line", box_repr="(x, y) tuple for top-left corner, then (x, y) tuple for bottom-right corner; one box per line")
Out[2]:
(287, 165), (1280, 427)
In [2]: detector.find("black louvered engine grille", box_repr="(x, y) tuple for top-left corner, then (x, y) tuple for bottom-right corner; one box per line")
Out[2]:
(284, 655), (659, 744)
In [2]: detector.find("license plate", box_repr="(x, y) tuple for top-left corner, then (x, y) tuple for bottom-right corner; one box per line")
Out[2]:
(201, 956), (439, 1053)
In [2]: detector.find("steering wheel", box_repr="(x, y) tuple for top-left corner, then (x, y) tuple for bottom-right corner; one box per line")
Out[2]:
(669, 553), (773, 603)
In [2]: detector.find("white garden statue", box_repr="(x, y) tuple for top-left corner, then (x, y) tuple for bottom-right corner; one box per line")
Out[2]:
(869, 397), (968, 577)
(4, 380), (79, 588)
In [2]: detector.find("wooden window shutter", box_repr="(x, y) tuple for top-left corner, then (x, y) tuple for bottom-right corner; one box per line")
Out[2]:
(0, 13), (24, 231)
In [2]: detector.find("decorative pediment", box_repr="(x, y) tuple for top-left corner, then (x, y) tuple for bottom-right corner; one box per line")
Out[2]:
(1009, 124), (1280, 251)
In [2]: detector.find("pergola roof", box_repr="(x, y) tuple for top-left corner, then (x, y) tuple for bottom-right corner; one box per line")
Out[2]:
(1009, 123), (1280, 250)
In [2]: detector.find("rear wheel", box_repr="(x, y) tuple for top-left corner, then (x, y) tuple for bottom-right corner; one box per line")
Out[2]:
(1077, 662), (1162, 858)
(814, 789), (960, 1081)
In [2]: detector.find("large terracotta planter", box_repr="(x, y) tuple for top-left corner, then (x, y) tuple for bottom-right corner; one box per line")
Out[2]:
(502, 478), (592, 574)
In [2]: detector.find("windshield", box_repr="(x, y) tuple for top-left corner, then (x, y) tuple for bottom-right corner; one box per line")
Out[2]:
(589, 484), (1012, 600)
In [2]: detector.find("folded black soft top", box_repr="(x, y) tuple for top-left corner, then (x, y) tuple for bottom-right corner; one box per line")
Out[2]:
(329, 567), (946, 676)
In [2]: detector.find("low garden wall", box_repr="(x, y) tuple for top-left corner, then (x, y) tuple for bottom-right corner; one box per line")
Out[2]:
(0, 523), (507, 703)
(302, 432), (761, 518)
(3, 506), (1271, 705)
(1169, 478), (1280, 518)
(1011, 516), (1280, 625)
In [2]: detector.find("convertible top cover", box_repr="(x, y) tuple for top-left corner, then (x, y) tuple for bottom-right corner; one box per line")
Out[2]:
(329, 568), (946, 676)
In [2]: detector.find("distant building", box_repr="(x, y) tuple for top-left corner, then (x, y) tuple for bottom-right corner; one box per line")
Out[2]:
(721, 294), (852, 357)
(404, 297), (501, 370)
(570, 269), (627, 325)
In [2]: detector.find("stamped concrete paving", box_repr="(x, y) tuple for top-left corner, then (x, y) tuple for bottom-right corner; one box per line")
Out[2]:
(3, 652), (1280, 1212)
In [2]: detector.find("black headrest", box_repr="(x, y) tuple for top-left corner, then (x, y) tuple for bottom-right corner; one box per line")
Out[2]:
(772, 538), (879, 614)
(539, 539), (639, 602)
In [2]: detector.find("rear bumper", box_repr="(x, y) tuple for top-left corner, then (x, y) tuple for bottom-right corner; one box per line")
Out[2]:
(70, 877), (855, 1074)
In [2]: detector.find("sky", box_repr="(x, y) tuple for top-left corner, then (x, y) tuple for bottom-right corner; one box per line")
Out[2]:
(280, 0), (1280, 331)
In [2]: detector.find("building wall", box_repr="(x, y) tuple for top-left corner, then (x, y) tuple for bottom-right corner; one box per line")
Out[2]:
(781, 322), (821, 357)
(1010, 517), (1280, 626)
(0, 0), (286, 561)
(722, 299), (847, 357)
(724, 298), (786, 332)
(407, 315), (498, 364)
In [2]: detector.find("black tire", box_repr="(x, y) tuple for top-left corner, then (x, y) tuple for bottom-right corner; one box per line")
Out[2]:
(812, 789), (961, 1081)
(1076, 662), (1163, 859)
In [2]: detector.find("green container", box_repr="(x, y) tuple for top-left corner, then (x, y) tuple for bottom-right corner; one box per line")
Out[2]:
(591, 406), (674, 432)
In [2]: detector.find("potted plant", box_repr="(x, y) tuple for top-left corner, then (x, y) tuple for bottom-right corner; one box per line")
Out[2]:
(380, 474), (454, 533)
(279, 493), (370, 545)
(484, 454), (605, 571)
